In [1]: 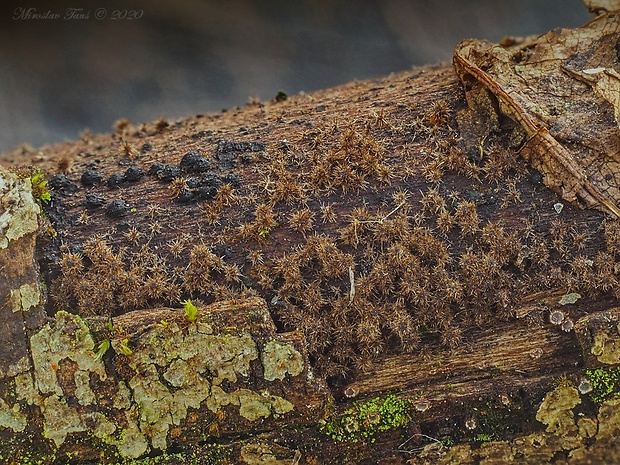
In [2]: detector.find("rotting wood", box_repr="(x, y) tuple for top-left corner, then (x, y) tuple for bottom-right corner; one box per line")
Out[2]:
(2, 5), (620, 465)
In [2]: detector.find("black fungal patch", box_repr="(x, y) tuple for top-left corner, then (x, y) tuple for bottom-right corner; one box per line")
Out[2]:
(217, 140), (265, 157)
(180, 151), (211, 173)
(175, 172), (223, 203)
(148, 162), (165, 176)
(123, 166), (144, 182)
(151, 164), (181, 182)
(176, 190), (196, 203)
(81, 169), (104, 186)
(49, 174), (78, 195)
(191, 130), (213, 140)
(216, 140), (265, 169)
(107, 173), (124, 189)
(106, 199), (129, 218)
(222, 173), (241, 187)
(85, 193), (106, 209)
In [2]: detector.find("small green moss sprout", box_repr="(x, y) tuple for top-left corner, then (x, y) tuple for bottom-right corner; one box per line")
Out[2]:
(30, 168), (51, 203)
(117, 338), (133, 356)
(181, 299), (198, 322)
(94, 339), (111, 360)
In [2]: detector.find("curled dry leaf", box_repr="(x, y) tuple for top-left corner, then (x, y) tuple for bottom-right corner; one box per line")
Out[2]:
(582, 0), (620, 14)
(453, 11), (620, 218)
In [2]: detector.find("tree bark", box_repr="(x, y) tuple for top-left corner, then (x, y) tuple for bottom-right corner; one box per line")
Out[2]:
(3, 11), (620, 464)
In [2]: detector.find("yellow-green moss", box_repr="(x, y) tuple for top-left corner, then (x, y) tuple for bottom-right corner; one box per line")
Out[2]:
(585, 367), (620, 403)
(320, 394), (412, 443)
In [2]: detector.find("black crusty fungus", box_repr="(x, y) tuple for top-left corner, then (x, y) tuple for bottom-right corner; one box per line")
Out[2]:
(107, 173), (124, 189)
(124, 166), (144, 182)
(148, 162), (165, 176)
(176, 190), (196, 203)
(192, 172), (222, 190)
(175, 173), (221, 203)
(217, 140), (265, 157)
(180, 151), (211, 173)
(152, 164), (181, 182)
(48, 174), (78, 195)
(106, 199), (129, 218)
(223, 173), (241, 187)
(141, 142), (153, 153)
(85, 193), (106, 209)
(216, 140), (265, 169)
(81, 169), (104, 186)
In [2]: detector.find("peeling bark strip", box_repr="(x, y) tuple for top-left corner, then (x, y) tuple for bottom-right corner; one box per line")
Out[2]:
(0, 166), (43, 376)
(453, 11), (620, 218)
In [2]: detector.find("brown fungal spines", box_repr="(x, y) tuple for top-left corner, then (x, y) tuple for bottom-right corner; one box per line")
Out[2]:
(37, 66), (620, 391)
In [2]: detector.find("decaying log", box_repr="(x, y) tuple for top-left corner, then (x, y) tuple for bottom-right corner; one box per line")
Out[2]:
(3, 5), (620, 464)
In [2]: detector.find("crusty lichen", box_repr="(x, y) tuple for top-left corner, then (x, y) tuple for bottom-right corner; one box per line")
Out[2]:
(0, 305), (306, 460)
(591, 330), (620, 364)
(535, 384), (581, 448)
(9, 282), (42, 313)
(240, 442), (295, 465)
(126, 319), (297, 450)
(30, 311), (107, 397)
(262, 340), (304, 381)
(0, 165), (40, 249)
(41, 394), (86, 447)
(413, 383), (620, 464)
(0, 396), (26, 433)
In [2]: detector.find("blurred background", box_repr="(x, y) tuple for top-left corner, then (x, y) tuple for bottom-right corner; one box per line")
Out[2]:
(0, 0), (589, 152)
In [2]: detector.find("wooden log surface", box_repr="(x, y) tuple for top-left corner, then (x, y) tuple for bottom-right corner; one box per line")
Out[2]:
(3, 9), (620, 464)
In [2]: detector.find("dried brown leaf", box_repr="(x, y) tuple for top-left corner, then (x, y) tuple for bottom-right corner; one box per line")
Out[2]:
(453, 12), (620, 218)
(582, 0), (620, 14)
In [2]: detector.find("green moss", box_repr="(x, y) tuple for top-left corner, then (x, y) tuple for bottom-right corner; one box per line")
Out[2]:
(586, 367), (620, 403)
(320, 394), (412, 443)
(474, 433), (493, 442)
(30, 168), (51, 203)
(181, 299), (198, 323)
(107, 443), (232, 465)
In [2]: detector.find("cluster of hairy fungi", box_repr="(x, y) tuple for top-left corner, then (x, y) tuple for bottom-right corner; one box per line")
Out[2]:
(51, 237), (252, 316)
(47, 100), (620, 381)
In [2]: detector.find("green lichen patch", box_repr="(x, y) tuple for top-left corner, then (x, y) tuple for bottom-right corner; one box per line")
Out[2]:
(535, 384), (581, 436)
(9, 282), (42, 313)
(117, 307), (301, 451)
(41, 394), (86, 447)
(320, 394), (412, 443)
(591, 331), (620, 364)
(1, 297), (318, 459)
(240, 442), (296, 465)
(112, 304), (304, 450)
(0, 165), (40, 249)
(30, 311), (107, 397)
(235, 389), (294, 421)
(574, 309), (620, 366)
(0, 396), (26, 433)
(261, 340), (304, 381)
